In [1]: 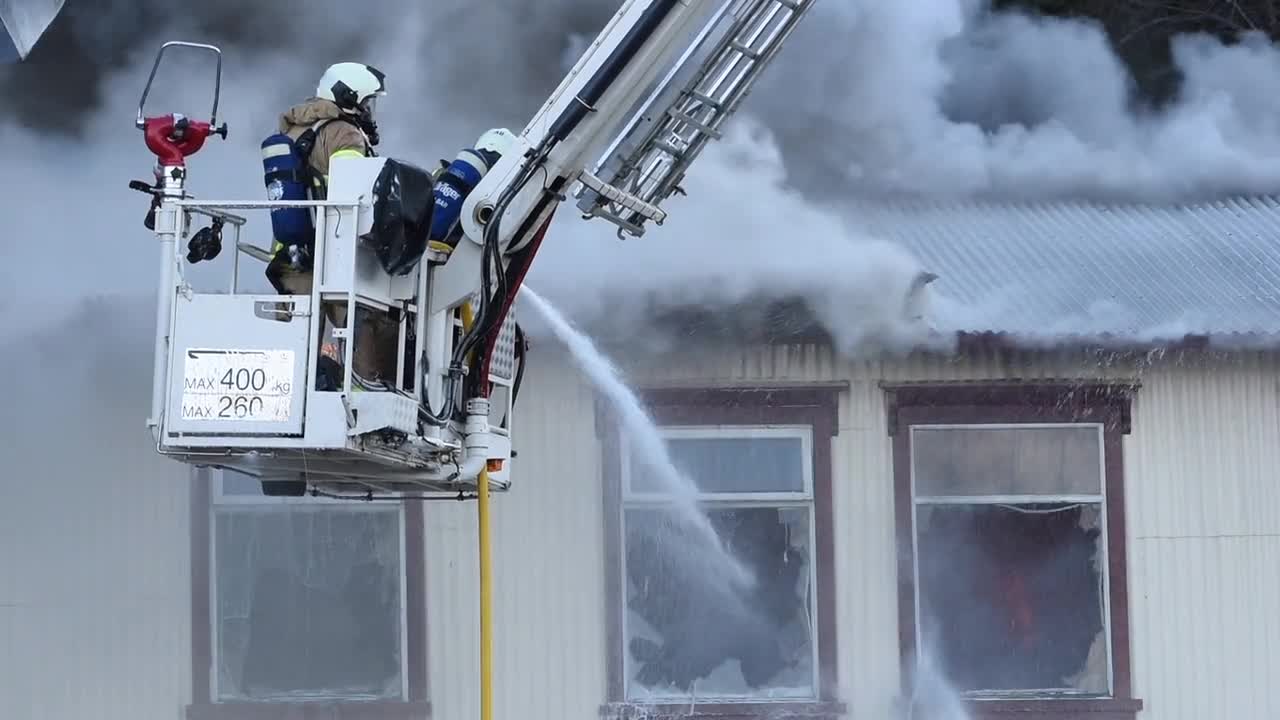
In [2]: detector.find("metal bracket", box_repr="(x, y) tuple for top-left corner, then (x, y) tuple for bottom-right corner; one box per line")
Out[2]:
(236, 242), (273, 263)
(252, 301), (309, 320)
(136, 41), (224, 130)
(577, 169), (668, 236)
(578, 170), (668, 222)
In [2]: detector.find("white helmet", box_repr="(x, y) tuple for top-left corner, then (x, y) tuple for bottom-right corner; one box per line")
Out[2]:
(475, 127), (517, 156)
(316, 62), (386, 115)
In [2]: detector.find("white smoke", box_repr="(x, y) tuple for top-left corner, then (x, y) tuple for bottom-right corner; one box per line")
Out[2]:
(5, 0), (1280, 350)
(524, 118), (941, 355)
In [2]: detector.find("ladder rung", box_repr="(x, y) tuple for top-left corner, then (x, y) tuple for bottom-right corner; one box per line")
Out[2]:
(654, 138), (685, 157)
(729, 40), (762, 60)
(688, 90), (723, 110)
(666, 108), (722, 139)
(575, 0), (819, 238)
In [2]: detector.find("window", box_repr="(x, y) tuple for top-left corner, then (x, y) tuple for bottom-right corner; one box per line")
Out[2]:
(600, 387), (843, 720)
(188, 469), (429, 720)
(888, 383), (1143, 720)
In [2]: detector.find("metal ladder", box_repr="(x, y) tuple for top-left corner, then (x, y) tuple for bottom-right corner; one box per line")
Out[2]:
(576, 0), (815, 237)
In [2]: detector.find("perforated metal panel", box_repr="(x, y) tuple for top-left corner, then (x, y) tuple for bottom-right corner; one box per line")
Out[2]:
(489, 309), (518, 381)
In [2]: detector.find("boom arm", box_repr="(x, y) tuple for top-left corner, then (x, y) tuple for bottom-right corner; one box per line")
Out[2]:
(431, 0), (814, 432)
(460, 0), (813, 250)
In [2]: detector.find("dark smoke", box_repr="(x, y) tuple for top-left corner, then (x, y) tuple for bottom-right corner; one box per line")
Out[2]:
(746, 1), (1280, 203)
(1, 1), (364, 133)
(0, 0), (617, 135)
(9, 1), (1280, 202)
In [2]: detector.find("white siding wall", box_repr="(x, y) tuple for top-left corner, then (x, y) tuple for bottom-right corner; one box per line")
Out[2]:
(5, 340), (1275, 720)
(424, 342), (1280, 720)
(1, 338), (192, 720)
(1123, 355), (1280, 720)
(422, 347), (608, 720)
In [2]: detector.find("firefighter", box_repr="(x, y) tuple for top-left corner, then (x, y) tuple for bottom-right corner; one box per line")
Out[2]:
(262, 62), (397, 387)
(426, 127), (518, 263)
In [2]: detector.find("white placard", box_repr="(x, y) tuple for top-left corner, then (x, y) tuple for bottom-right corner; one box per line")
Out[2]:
(181, 349), (295, 422)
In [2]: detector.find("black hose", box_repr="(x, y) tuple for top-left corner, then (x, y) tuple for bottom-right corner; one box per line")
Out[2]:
(417, 145), (545, 431)
(548, 0), (682, 142)
(511, 323), (526, 407)
(420, 170), (529, 428)
(453, 144), (548, 373)
(455, 170), (522, 364)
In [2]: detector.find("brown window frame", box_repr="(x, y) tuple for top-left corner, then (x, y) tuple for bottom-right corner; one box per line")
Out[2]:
(886, 382), (1144, 720)
(186, 468), (431, 720)
(598, 386), (846, 720)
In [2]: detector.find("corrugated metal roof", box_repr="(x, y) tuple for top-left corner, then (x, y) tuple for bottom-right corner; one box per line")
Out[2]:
(844, 195), (1280, 342)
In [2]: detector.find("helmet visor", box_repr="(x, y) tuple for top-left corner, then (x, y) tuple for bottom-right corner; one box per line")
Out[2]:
(360, 96), (378, 116)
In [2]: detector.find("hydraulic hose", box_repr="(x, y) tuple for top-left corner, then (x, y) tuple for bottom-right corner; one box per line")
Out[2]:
(453, 141), (553, 382)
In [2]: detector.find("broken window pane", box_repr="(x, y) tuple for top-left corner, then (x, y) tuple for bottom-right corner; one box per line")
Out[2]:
(213, 505), (404, 701)
(912, 426), (1102, 497)
(623, 505), (815, 700)
(915, 503), (1110, 696)
(629, 435), (807, 494)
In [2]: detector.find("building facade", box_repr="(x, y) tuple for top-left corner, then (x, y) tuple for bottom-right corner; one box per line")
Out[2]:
(8, 337), (1277, 720)
(6, 194), (1280, 720)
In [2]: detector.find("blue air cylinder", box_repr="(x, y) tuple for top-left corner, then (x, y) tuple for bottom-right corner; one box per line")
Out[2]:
(261, 133), (315, 250)
(429, 147), (502, 251)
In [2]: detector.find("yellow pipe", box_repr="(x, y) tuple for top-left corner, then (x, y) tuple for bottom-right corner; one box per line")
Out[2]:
(460, 301), (476, 353)
(477, 466), (493, 720)
(459, 301), (494, 720)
